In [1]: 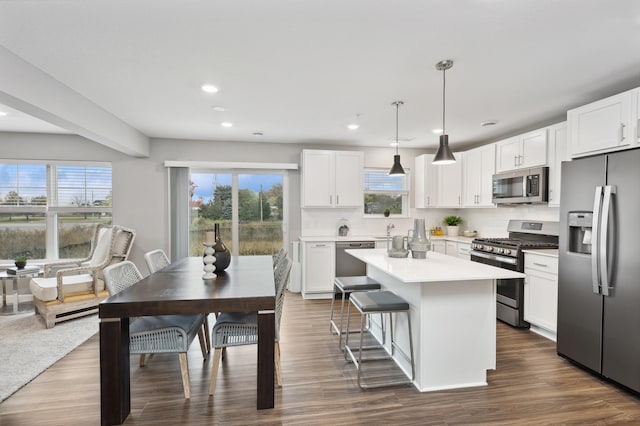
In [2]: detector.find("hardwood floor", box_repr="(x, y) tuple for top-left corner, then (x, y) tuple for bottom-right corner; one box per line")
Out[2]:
(1, 292), (640, 425)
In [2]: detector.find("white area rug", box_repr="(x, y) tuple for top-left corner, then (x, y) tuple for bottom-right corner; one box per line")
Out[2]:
(0, 312), (98, 403)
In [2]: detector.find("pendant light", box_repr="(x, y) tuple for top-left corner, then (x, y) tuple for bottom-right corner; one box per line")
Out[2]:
(388, 100), (406, 175)
(433, 60), (456, 164)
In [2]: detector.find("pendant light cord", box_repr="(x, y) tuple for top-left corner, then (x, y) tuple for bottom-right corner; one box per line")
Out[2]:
(395, 102), (400, 155)
(442, 67), (446, 135)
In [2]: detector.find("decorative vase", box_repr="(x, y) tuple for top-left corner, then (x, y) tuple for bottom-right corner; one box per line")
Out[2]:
(446, 226), (460, 236)
(202, 243), (217, 279)
(212, 223), (231, 272)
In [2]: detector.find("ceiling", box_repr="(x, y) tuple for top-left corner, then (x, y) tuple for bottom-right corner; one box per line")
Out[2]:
(1, 0), (640, 155)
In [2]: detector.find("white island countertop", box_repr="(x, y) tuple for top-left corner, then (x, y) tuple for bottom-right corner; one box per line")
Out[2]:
(345, 248), (524, 283)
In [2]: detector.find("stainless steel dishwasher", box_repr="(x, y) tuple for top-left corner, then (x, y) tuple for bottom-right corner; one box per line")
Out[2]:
(335, 241), (375, 277)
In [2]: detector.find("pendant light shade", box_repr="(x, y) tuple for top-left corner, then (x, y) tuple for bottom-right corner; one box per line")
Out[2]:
(389, 100), (406, 175)
(433, 60), (456, 165)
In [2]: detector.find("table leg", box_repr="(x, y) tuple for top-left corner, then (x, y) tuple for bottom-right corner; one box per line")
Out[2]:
(100, 317), (130, 426)
(257, 310), (275, 409)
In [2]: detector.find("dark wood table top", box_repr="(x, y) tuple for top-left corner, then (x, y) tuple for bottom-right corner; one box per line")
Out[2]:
(99, 256), (275, 318)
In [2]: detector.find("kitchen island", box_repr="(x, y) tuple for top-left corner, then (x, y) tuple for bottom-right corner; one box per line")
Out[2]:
(345, 248), (524, 392)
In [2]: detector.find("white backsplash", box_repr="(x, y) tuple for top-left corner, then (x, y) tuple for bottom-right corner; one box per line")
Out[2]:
(301, 205), (560, 238)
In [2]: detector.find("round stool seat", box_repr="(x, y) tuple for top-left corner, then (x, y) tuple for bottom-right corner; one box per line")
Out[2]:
(334, 276), (381, 292)
(350, 290), (409, 313)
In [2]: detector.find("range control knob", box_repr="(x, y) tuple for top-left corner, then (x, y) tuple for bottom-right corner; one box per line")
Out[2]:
(496, 248), (504, 254)
(486, 246), (493, 252)
(503, 249), (511, 255)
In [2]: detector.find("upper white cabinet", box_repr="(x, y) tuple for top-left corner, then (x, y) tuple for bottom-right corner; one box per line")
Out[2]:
(567, 88), (638, 158)
(547, 122), (569, 207)
(301, 150), (363, 208)
(463, 144), (495, 207)
(496, 128), (548, 173)
(436, 153), (463, 208)
(414, 154), (438, 208)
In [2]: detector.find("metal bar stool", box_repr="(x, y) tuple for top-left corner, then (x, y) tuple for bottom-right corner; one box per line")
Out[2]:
(343, 290), (415, 389)
(329, 276), (381, 349)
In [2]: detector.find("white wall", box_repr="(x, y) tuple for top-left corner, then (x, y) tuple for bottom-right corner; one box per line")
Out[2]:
(1, 132), (561, 272)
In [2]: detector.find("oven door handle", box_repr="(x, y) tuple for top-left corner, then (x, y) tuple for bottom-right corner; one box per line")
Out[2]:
(470, 250), (518, 265)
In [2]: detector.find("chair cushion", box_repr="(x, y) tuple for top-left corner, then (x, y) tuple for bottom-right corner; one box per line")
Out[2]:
(131, 314), (203, 336)
(350, 290), (409, 313)
(335, 276), (381, 292)
(213, 312), (257, 330)
(30, 274), (104, 302)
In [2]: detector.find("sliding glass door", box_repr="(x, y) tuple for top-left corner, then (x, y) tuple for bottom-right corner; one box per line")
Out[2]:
(190, 171), (285, 256)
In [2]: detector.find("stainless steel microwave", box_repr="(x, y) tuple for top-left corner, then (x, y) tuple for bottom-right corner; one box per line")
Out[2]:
(492, 167), (548, 204)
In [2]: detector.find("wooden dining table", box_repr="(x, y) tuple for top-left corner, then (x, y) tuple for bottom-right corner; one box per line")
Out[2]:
(98, 256), (276, 426)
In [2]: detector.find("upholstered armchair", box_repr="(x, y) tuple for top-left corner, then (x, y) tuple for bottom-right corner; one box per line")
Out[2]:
(29, 224), (136, 328)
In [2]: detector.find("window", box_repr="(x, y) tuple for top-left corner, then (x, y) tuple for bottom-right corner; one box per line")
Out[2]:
(363, 168), (410, 217)
(189, 171), (285, 257)
(0, 162), (112, 261)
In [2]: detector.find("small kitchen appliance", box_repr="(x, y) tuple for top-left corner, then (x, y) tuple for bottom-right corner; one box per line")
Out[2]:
(388, 235), (409, 258)
(470, 220), (559, 328)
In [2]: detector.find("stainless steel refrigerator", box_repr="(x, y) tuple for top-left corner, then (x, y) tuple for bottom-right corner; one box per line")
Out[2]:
(557, 148), (640, 393)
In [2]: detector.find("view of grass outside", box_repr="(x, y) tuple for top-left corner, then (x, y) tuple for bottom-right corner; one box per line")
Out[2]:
(0, 163), (113, 261)
(0, 213), (111, 259)
(189, 173), (283, 256)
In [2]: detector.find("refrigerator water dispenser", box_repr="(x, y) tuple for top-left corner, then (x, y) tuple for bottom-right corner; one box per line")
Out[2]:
(568, 212), (593, 255)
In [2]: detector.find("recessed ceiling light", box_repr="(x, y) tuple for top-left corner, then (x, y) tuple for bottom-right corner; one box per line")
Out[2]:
(253, 132), (264, 136)
(480, 120), (499, 127)
(347, 123), (360, 130)
(212, 106), (226, 112)
(201, 84), (219, 93)
(0, 111), (7, 117)
(221, 122), (233, 128)
(432, 128), (443, 134)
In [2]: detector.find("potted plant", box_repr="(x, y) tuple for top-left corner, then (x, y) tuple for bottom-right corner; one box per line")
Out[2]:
(443, 215), (463, 237)
(15, 256), (27, 269)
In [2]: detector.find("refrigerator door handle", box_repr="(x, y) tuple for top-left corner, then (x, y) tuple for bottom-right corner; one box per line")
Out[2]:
(600, 185), (616, 296)
(591, 186), (603, 294)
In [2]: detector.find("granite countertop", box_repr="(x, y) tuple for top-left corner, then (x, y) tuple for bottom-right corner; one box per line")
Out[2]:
(345, 248), (524, 283)
(299, 235), (476, 243)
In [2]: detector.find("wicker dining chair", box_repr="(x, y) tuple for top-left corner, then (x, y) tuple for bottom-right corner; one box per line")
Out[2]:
(103, 261), (208, 399)
(272, 247), (287, 268)
(143, 249), (211, 352)
(209, 256), (292, 396)
(143, 249), (170, 273)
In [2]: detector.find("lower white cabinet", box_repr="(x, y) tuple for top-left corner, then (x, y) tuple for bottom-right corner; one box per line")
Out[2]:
(301, 241), (335, 297)
(431, 240), (446, 254)
(457, 242), (471, 260)
(445, 241), (457, 257)
(524, 252), (559, 336)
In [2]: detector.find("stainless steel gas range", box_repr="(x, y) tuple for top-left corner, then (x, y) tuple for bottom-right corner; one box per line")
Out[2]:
(470, 220), (559, 328)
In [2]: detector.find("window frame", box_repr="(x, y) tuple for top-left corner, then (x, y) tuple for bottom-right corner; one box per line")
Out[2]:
(0, 160), (112, 262)
(362, 167), (411, 218)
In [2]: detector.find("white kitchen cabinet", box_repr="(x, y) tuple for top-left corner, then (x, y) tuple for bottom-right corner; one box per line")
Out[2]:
(568, 88), (637, 158)
(495, 128), (547, 173)
(430, 240), (445, 254)
(301, 150), (363, 208)
(436, 153), (463, 207)
(524, 252), (559, 336)
(463, 144), (496, 207)
(414, 154), (438, 208)
(547, 122), (569, 207)
(445, 240), (457, 257)
(301, 241), (335, 297)
(457, 242), (471, 260)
